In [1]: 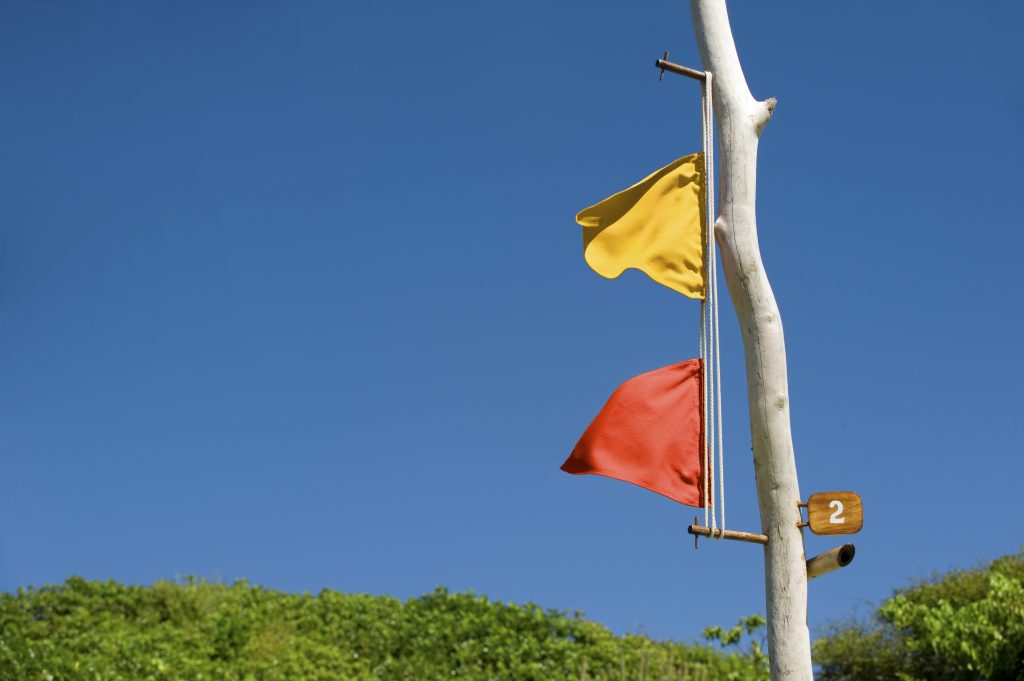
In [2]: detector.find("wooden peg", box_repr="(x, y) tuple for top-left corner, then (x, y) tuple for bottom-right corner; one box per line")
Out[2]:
(687, 523), (768, 545)
(654, 54), (707, 82)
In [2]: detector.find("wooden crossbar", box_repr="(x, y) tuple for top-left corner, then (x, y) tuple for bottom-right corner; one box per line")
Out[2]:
(656, 53), (706, 82)
(688, 521), (768, 546)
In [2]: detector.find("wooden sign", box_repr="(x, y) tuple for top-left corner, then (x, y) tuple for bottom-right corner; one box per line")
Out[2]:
(805, 492), (863, 535)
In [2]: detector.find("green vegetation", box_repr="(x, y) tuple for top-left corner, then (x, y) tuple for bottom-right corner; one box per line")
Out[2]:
(0, 577), (766, 681)
(7, 551), (1022, 680)
(815, 550), (1024, 681)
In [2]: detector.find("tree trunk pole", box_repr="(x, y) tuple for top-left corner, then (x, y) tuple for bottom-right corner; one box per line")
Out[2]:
(688, 1), (813, 679)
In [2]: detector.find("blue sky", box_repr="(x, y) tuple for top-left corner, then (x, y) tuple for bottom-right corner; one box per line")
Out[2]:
(2, 0), (1023, 644)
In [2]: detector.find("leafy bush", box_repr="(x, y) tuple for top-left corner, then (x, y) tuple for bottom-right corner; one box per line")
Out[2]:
(701, 614), (769, 681)
(814, 550), (1024, 681)
(0, 577), (766, 680)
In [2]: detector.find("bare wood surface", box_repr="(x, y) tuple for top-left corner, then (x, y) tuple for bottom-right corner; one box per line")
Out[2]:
(689, 1), (814, 678)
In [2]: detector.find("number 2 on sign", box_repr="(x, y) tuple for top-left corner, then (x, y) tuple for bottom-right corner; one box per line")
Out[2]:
(806, 492), (862, 535)
(829, 500), (845, 524)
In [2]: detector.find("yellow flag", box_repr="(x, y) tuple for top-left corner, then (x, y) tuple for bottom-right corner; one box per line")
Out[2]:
(576, 153), (705, 299)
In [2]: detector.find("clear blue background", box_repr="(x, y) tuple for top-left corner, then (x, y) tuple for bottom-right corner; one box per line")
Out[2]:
(2, 0), (1022, 643)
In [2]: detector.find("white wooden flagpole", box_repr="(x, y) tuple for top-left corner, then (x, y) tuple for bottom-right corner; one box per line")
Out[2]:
(688, 1), (814, 679)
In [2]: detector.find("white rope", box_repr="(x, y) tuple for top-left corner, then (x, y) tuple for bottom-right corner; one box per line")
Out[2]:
(708, 74), (725, 534)
(701, 71), (726, 537)
(699, 77), (714, 535)
(699, 296), (709, 530)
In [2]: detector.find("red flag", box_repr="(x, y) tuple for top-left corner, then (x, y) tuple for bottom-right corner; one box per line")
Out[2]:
(562, 359), (706, 507)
